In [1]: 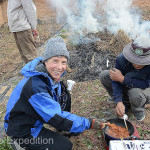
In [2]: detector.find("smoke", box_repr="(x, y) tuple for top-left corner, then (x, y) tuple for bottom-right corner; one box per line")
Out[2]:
(69, 34), (101, 45)
(48, 0), (103, 44)
(133, 21), (150, 48)
(104, 0), (137, 36)
(49, 0), (76, 22)
(77, 0), (101, 33)
(104, 0), (150, 48)
(48, 0), (150, 47)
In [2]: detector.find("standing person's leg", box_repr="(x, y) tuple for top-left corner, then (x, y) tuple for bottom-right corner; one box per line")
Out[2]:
(14, 128), (73, 150)
(14, 32), (28, 63)
(128, 87), (150, 121)
(13, 29), (37, 63)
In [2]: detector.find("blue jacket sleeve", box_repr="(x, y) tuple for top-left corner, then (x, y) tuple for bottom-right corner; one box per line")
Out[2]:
(112, 57), (123, 104)
(122, 76), (150, 89)
(28, 93), (91, 133)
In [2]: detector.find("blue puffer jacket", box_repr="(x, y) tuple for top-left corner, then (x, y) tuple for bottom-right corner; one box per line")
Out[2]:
(4, 57), (91, 138)
(113, 53), (150, 104)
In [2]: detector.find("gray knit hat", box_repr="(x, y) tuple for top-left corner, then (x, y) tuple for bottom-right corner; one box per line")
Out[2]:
(42, 36), (69, 62)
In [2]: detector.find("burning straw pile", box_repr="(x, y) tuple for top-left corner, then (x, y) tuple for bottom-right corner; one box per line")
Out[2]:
(50, 0), (150, 81)
(95, 29), (131, 56)
(67, 30), (131, 82)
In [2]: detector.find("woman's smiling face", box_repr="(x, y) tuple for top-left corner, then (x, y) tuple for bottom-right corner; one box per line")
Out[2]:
(45, 56), (67, 81)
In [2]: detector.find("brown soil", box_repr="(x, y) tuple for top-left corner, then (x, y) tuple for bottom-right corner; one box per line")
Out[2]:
(133, 0), (150, 9)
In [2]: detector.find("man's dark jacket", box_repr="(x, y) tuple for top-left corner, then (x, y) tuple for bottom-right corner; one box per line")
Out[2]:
(113, 53), (150, 104)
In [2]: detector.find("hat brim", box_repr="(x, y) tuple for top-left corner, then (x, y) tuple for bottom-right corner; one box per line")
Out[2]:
(123, 42), (150, 65)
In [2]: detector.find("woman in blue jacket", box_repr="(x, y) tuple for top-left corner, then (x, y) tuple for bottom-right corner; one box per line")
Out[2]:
(100, 41), (150, 122)
(4, 36), (102, 150)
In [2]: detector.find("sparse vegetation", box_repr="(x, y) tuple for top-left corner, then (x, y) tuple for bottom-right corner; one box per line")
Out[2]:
(0, 137), (13, 150)
(59, 34), (67, 39)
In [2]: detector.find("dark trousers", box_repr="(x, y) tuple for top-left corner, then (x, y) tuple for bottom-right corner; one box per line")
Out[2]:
(99, 70), (130, 103)
(13, 127), (73, 150)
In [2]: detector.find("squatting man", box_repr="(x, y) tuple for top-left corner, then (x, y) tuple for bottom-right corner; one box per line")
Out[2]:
(100, 41), (150, 121)
(4, 36), (103, 150)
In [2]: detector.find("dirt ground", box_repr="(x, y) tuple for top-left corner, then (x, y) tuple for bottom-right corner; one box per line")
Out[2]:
(0, 0), (150, 150)
(0, 0), (150, 83)
(133, 0), (150, 9)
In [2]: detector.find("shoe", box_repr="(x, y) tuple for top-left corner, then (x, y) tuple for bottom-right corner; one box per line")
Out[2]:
(134, 112), (145, 121)
(107, 97), (114, 103)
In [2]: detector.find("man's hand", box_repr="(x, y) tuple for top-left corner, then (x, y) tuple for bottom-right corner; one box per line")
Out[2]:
(32, 29), (39, 37)
(110, 68), (124, 82)
(116, 102), (125, 117)
(91, 119), (104, 130)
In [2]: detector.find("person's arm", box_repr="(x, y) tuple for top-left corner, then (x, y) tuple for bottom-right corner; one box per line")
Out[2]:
(28, 90), (91, 133)
(111, 57), (124, 104)
(110, 57), (125, 117)
(29, 92), (103, 131)
(122, 76), (150, 89)
(21, 0), (37, 30)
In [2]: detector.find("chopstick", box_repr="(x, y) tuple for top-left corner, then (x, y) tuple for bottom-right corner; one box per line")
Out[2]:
(123, 118), (128, 130)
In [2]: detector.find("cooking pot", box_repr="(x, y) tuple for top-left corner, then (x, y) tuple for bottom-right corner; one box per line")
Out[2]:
(103, 118), (140, 140)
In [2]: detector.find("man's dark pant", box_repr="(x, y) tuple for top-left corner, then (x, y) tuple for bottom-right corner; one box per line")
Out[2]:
(99, 70), (130, 102)
(99, 70), (150, 115)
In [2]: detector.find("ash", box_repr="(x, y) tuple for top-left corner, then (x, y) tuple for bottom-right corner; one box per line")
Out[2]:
(67, 30), (131, 82)
(68, 42), (115, 82)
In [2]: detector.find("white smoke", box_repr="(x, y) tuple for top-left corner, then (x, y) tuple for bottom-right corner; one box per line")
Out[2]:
(49, 0), (76, 23)
(133, 21), (150, 48)
(48, 0), (103, 44)
(77, 0), (101, 33)
(49, 0), (101, 33)
(104, 0), (137, 35)
(48, 0), (150, 47)
(102, 0), (150, 48)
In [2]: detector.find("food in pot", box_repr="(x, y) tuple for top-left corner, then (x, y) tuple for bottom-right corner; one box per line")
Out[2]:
(106, 123), (130, 139)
